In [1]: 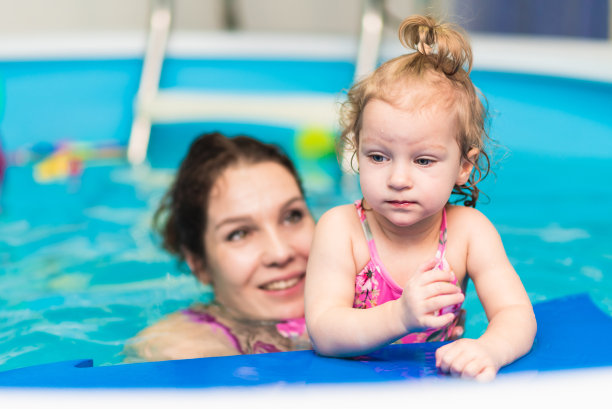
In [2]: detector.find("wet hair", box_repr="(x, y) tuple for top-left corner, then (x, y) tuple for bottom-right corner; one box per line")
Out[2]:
(340, 15), (490, 207)
(153, 132), (305, 267)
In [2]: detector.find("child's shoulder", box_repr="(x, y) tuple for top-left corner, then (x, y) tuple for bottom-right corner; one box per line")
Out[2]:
(446, 204), (496, 231)
(447, 203), (483, 217)
(314, 203), (364, 241)
(317, 203), (360, 225)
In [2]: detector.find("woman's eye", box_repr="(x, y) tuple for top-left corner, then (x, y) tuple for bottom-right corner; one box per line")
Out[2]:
(284, 209), (304, 224)
(416, 158), (433, 166)
(227, 229), (248, 241)
(370, 154), (386, 163)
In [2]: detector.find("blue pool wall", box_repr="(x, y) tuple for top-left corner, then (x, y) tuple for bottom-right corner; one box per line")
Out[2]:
(1, 56), (611, 165)
(0, 58), (355, 160)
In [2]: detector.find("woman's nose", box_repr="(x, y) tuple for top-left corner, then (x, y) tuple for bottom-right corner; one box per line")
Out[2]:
(261, 227), (294, 267)
(387, 163), (412, 191)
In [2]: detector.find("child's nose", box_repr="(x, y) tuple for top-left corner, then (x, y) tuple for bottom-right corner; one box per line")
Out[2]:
(261, 227), (294, 267)
(387, 163), (413, 190)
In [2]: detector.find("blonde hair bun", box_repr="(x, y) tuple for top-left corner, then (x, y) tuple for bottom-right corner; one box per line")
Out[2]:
(398, 15), (473, 75)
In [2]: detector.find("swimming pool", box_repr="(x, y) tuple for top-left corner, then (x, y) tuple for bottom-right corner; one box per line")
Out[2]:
(0, 33), (611, 373)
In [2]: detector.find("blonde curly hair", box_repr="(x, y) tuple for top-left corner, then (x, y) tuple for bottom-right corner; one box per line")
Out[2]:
(340, 15), (490, 207)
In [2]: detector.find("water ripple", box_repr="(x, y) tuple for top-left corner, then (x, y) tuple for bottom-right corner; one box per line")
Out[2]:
(498, 223), (590, 243)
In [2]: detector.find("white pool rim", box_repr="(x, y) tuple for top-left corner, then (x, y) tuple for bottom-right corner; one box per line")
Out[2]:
(0, 31), (610, 83)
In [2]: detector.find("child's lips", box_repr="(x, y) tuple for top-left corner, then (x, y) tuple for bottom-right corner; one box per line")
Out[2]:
(387, 200), (415, 208)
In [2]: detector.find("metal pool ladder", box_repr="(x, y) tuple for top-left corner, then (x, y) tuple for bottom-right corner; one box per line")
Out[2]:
(127, 0), (385, 165)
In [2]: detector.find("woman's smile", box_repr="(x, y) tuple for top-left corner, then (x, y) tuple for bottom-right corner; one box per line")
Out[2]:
(259, 272), (306, 293)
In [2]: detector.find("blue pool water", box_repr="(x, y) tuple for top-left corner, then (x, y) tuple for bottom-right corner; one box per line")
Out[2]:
(0, 57), (611, 373)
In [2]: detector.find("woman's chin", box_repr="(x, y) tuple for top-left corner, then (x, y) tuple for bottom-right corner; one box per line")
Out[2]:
(257, 300), (305, 322)
(263, 300), (305, 321)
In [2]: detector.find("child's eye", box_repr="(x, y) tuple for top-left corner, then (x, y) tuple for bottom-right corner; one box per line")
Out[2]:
(227, 229), (249, 241)
(284, 209), (304, 224)
(370, 154), (386, 163)
(415, 158), (434, 166)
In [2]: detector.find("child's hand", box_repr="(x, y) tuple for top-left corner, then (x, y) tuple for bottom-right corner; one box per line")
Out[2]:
(399, 258), (464, 332)
(435, 339), (498, 381)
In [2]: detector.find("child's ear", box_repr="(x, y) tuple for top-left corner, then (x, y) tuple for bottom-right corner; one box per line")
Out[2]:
(183, 248), (211, 284)
(456, 148), (479, 185)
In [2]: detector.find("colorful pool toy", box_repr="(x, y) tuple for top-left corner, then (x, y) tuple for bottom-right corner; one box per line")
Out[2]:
(294, 126), (342, 195)
(28, 141), (125, 183)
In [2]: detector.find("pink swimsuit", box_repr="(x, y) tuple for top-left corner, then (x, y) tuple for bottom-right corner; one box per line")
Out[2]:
(181, 303), (310, 355)
(353, 200), (462, 343)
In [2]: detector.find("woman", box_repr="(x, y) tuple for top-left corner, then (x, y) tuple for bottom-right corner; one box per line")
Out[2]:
(124, 132), (314, 361)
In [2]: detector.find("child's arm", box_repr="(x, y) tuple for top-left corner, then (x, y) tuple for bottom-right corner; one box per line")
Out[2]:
(435, 208), (536, 381)
(305, 206), (463, 356)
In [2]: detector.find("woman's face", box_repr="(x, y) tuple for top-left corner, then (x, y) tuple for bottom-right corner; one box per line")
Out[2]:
(200, 161), (315, 321)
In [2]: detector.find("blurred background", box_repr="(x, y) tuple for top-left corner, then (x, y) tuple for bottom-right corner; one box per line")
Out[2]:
(0, 0), (609, 154)
(0, 0), (608, 37)
(0, 0), (610, 374)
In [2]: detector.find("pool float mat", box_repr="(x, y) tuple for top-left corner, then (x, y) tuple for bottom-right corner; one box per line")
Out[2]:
(0, 293), (610, 388)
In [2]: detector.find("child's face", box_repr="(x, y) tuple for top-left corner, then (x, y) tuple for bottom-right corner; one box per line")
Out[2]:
(201, 162), (315, 321)
(357, 96), (474, 228)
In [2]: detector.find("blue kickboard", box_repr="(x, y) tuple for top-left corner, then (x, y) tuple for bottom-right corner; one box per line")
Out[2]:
(1, 293), (611, 388)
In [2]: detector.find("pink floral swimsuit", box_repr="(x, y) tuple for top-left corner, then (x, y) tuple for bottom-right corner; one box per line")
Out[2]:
(353, 200), (462, 343)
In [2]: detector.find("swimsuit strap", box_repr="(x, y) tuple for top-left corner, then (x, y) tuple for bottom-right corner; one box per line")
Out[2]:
(355, 199), (448, 271)
(182, 308), (244, 354)
(436, 207), (448, 270)
(355, 199), (374, 241)
(355, 199), (382, 264)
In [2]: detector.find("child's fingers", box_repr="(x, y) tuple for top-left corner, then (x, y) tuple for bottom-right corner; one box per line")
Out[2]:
(419, 267), (455, 285)
(422, 312), (457, 331)
(436, 343), (459, 373)
(425, 292), (464, 313)
(436, 340), (498, 381)
(422, 281), (462, 299)
(474, 366), (496, 382)
(449, 351), (477, 377)
(435, 339), (469, 371)
(414, 257), (440, 274)
(461, 359), (488, 379)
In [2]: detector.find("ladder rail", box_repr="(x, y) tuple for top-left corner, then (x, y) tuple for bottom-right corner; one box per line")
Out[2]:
(127, 0), (386, 166)
(127, 0), (172, 165)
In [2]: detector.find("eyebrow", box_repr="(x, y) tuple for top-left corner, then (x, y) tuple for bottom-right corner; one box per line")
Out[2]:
(213, 196), (305, 231)
(423, 144), (448, 152)
(361, 139), (448, 153)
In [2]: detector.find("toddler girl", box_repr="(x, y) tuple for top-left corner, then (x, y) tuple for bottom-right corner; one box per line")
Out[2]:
(305, 15), (536, 381)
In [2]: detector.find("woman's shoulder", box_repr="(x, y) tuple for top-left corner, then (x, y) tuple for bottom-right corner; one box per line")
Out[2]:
(122, 305), (239, 362)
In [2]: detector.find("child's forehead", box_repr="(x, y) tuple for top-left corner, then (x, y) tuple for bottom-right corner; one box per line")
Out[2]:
(364, 92), (458, 125)
(380, 76), (457, 110)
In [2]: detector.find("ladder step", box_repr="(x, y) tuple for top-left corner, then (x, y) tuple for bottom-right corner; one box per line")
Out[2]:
(140, 90), (340, 128)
